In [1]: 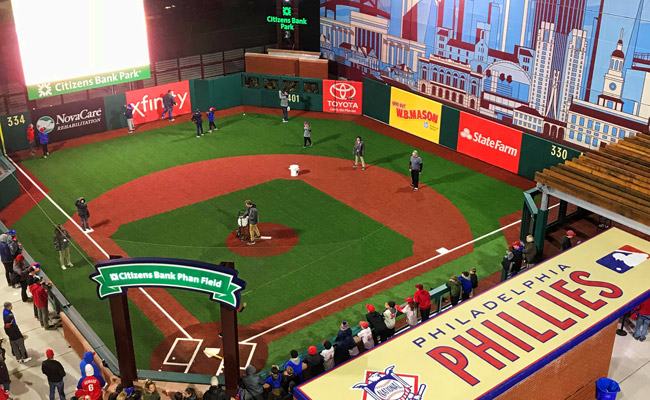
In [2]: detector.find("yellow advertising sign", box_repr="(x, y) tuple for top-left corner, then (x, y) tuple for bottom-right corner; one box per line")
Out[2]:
(295, 228), (650, 400)
(388, 87), (442, 144)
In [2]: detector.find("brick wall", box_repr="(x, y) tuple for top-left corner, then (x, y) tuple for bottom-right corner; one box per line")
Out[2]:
(497, 321), (617, 400)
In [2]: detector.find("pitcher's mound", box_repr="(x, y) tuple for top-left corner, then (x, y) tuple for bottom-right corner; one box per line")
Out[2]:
(226, 223), (298, 257)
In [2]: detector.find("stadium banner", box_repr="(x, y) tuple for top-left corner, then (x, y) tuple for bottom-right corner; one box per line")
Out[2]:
(323, 80), (363, 114)
(26, 66), (150, 100)
(388, 87), (442, 144)
(125, 80), (192, 125)
(32, 98), (107, 143)
(457, 112), (523, 174)
(295, 228), (650, 400)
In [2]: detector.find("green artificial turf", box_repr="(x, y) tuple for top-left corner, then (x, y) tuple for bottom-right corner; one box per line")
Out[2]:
(10, 113), (525, 369)
(112, 179), (414, 324)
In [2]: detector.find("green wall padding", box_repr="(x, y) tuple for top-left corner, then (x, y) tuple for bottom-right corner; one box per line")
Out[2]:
(362, 78), (390, 123)
(241, 73), (322, 111)
(439, 105), (460, 150)
(209, 73), (243, 110)
(0, 156), (19, 210)
(241, 88), (262, 106)
(0, 112), (32, 153)
(189, 79), (210, 111)
(104, 93), (128, 131)
(517, 133), (583, 180)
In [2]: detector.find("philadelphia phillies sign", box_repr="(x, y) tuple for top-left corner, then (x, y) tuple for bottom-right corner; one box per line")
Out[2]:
(90, 258), (246, 309)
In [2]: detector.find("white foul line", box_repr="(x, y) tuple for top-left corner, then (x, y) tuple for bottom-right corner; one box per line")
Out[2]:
(7, 156), (192, 339)
(241, 203), (559, 343)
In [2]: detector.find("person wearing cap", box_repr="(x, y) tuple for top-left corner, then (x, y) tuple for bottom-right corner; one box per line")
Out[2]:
(334, 321), (356, 364)
(4, 314), (29, 363)
(506, 241), (524, 277)
(263, 366), (285, 400)
(353, 136), (366, 170)
(42, 348), (66, 400)
(78, 364), (103, 400)
(304, 345), (325, 379)
(242, 200), (261, 245)
(207, 107), (218, 133)
(279, 90), (289, 122)
(12, 254), (31, 302)
(191, 109), (204, 137)
(396, 297), (418, 328)
(202, 376), (227, 400)
(413, 284), (431, 322)
(26, 123), (36, 156)
(459, 271), (472, 302)
(283, 350), (304, 383)
(364, 304), (389, 345)
(445, 276), (461, 306)
(124, 104), (135, 133)
(302, 121), (312, 148)
(161, 90), (176, 121)
(240, 365), (264, 400)
(561, 229), (576, 252)
(53, 225), (74, 270)
(38, 126), (50, 158)
(79, 350), (104, 386)
(320, 341), (335, 371)
(409, 150), (423, 191)
(357, 321), (374, 350)
(29, 276), (54, 329)
(470, 268), (479, 296)
(75, 198), (91, 232)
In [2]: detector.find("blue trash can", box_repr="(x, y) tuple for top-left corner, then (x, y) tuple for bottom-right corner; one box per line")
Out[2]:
(596, 378), (620, 400)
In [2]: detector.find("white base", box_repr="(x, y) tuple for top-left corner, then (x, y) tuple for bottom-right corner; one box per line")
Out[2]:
(436, 247), (449, 254)
(259, 236), (272, 240)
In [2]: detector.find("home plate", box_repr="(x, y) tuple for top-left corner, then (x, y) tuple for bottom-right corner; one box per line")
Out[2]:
(203, 347), (222, 359)
(259, 236), (272, 240)
(436, 247), (450, 254)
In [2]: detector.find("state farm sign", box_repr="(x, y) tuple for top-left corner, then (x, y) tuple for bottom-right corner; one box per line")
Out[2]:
(125, 81), (192, 124)
(323, 80), (362, 115)
(456, 113), (522, 173)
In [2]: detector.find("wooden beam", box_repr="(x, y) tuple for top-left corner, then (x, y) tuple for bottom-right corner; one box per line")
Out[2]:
(556, 164), (650, 203)
(579, 156), (650, 183)
(565, 160), (650, 195)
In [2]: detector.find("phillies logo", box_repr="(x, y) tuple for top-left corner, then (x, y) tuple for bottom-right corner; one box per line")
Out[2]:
(330, 82), (357, 100)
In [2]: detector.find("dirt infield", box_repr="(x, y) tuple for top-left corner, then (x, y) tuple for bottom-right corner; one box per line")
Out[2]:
(60, 154), (472, 372)
(226, 223), (299, 257)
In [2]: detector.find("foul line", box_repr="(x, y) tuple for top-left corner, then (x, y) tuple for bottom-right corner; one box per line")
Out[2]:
(241, 204), (558, 343)
(7, 156), (192, 340)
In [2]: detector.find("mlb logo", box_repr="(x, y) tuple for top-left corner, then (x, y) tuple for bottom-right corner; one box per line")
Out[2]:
(596, 245), (649, 274)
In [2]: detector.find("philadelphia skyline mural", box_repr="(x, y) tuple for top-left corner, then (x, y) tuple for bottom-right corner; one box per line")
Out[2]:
(320, 0), (650, 150)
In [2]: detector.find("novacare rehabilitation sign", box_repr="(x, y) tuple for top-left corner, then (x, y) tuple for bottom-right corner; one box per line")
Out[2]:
(90, 258), (246, 309)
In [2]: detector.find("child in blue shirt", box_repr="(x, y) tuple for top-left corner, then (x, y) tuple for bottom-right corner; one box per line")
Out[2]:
(264, 365), (285, 399)
(208, 107), (218, 132)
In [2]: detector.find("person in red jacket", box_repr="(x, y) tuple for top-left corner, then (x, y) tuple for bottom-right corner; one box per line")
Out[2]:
(28, 276), (53, 329)
(78, 364), (103, 400)
(413, 284), (432, 322)
(26, 124), (36, 156)
(633, 297), (650, 341)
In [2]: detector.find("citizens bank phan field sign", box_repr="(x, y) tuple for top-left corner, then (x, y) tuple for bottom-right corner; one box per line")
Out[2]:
(90, 258), (246, 309)
(295, 228), (650, 400)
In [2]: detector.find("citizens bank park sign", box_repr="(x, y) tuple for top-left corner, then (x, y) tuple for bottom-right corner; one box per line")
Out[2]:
(90, 257), (246, 309)
(295, 228), (650, 400)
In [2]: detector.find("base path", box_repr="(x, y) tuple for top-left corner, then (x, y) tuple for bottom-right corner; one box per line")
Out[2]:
(64, 154), (473, 372)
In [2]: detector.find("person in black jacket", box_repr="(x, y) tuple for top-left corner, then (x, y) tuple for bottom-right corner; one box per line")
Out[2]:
(42, 348), (66, 400)
(4, 315), (29, 363)
(334, 322), (355, 365)
(409, 150), (423, 191)
(560, 230), (576, 252)
(303, 345), (325, 379)
(353, 136), (366, 170)
(75, 197), (91, 232)
(365, 304), (389, 346)
(202, 376), (229, 400)
(161, 90), (176, 121)
(191, 109), (203, 137)
(0, 353), (9, 393)
(124, 104), (135, 133)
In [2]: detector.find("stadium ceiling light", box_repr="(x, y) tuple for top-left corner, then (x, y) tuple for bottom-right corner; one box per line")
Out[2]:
(164, 4), (176, 9)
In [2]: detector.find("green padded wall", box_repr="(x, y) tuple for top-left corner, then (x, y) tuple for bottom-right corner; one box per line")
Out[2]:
(439, 105), (460, 150)
(104, 93), (128, 131)
(0, 112), (32, 153)
(209, 74), (243, 110)
(517, 133), (583, 180)
(362, 78), (390, 123)
(0, 155), (19, 210)
(189, 79), (210, 111)
(242, 73), (322, 111)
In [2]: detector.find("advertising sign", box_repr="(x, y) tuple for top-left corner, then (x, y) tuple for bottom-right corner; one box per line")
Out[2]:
(32, 98), (107, 143)
(295, 228), (650, 400)
(125, 81), (192, 125)
(323, 80), (363, 115)
(91, 257), (246, 309)
(457, 112), (523, 173)
(389, 87), (442, 144)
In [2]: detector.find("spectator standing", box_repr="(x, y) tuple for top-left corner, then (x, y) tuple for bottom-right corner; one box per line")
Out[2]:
(207, 108), (218, 133)
(4, 315), (29, 363)
(191, 109), (203, 137)
(282, 365), (300, 396)
(383, 301), (397, 338)
(240, 365), (264, 400)
(357, 321), (374, 350)
(284, 349), (304, 383)
(7, 230), (22, 261)
(38, 127), (50, 158)
(365, 305), (389, 345)
(2, 303), (13, 327)
(396, 297), (418, 328)
(302, 121), (312, 148)
(124, 104), (135, 133)
(304, 346), (325, 379)
(0, 353), (9, 393)
(29, 276), (54, 329)
(161, 90), (176, 121)
(12, 254), (30, 302)
(141, 379), (160, 400)
(560, 230), (576, 252)
(263, 366), (285, 400)
(470, 268), (478, 296)
(242, 200), (261, 245)
(78, 364), (103, 400)
(53, 225), (74, 270)
(446, 276), (461, 306)
(320, 341), (335, 371)
(353, 136), (366, 170)
(334, 322), (357, 364)
(79, 351), (104, 386)
(523, 235), (537, 268)
(459, 272), (472, 302)
(0, 235), (15, 287)
(633, 298), (650, 342)
(279, 91), (289, 122)
(42, 348), (66, 400)
(26, 124), (36, 156)
(75, 198), (91, 232)
(413, 284), (431, 322)
(409, 150), (423, 191)
(505, 241), (524, 277)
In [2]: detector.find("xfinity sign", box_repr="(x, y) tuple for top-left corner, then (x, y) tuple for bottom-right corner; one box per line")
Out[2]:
(323, 80), (363, 115)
